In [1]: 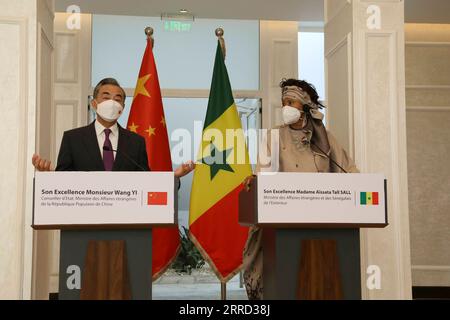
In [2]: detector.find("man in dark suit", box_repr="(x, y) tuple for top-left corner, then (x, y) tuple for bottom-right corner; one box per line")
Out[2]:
(32, 78), (192, 299)
(33, 78), (194, 177)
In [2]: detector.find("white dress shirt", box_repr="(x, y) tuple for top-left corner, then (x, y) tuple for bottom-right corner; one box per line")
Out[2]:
(95, 120), (119, 160)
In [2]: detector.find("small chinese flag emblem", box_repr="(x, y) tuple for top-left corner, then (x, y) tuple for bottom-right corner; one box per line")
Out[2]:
(147, 192), (168, 206)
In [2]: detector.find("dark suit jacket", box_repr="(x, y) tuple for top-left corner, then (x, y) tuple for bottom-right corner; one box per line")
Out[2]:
(55, 121), (150, 172)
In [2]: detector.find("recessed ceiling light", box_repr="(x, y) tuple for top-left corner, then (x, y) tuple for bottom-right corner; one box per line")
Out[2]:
(179, 9), (188, 14)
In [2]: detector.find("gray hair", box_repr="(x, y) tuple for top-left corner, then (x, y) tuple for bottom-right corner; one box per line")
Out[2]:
(93, 78), (126, 103)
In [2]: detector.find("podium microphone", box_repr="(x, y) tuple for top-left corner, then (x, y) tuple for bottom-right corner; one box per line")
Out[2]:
(303, 104), (348, 174)
(309, 141), (348, 173)
(103, 146), (148, 171)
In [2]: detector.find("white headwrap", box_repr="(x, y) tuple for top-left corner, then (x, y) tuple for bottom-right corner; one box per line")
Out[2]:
(282, 85), (324, 120)
(282, 84), (331, 155)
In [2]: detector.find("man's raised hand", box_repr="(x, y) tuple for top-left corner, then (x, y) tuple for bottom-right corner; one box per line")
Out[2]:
(32, 154), (53, 171)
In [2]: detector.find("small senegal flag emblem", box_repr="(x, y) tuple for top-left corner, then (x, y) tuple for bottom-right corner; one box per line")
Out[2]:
(360, 192), (379, 205)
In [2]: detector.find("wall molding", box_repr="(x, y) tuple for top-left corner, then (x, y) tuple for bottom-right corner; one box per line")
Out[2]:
(406, 41), (450, 47)
(54, 100), (78, 126)
(406, 85), (450, 90)
(361, 0), (402, 2)
(16, 16), (30, 301)
(325, 32), (354, 156)
(362, 30), (398, 173)
(370, 30), (409, 299)
(119, 88), (263, 100)
(412, 265), (450, 271)
(405, 44), (450, 90)
(0, 16), (31, 300)
(412, 265), (450, 287)
(325, 32), (351, 58)
(36, 22), (54, 153)
(54, 100), (78, 158)
(406, 29), (450, 290)
(406, 106), (450, 112)
(54, 31), (79, 83)
(360, 29), (412, 299)
(39, 23), (54, 51)
(272, 38), (296, 88)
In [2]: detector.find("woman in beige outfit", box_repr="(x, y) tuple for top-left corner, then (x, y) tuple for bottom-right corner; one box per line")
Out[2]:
(242, 79), (359, 300)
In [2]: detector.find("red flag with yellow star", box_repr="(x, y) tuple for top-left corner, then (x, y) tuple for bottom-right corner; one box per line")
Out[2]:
(127, 38), (180, 280)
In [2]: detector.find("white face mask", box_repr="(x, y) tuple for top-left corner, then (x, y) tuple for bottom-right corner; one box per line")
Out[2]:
(282, 106), (304, 125)
(95, 99), (123, 122)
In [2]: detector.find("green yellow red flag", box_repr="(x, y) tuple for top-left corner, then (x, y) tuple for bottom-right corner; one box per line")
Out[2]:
(360, 192), (379, 205)
(189, 41), (253, 282)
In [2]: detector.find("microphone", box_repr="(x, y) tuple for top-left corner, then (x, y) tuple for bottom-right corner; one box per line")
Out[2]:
(302, 105), (347, 173)
(103, 146), (148, 171)
(309, 141), (348, 173)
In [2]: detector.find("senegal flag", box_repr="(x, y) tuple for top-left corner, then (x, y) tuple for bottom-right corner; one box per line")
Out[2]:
(189, 41), (252, 283)
(360, 192), (379, 205)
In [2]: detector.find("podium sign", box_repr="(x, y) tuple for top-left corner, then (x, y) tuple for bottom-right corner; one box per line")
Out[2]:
(33, 171), (176, 229)
(257, 172), (387, 227)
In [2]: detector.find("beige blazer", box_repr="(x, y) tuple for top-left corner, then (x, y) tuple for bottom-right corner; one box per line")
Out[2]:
(257, 125), (359, 174)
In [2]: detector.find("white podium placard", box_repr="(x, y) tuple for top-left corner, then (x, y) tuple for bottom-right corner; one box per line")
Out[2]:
(33, 171), (176, 228)
(257, 173), (387, 226)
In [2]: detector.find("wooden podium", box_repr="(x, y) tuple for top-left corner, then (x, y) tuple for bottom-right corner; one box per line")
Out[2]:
(239, 173), (388, 300)
(32, 172), (178, 300)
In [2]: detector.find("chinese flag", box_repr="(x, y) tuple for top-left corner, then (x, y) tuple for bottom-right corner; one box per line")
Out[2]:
(148, 192), (168, 206)
(127, 38), (180, 280)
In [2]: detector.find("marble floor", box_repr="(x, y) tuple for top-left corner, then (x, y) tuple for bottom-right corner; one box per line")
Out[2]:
(153, 272), (248, 300)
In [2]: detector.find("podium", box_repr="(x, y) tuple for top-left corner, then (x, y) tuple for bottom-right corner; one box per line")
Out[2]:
(239, 173), (388, 300)
(32, 171), (178, 300)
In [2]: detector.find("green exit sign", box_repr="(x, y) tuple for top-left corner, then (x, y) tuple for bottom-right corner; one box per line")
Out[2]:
(164, 21), (192, 32)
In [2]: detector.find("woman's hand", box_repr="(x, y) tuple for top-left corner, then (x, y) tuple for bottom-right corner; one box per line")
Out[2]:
(32, 154), (53, 171)
(174, 160), (196, 178)
(242, 175), (256, 192)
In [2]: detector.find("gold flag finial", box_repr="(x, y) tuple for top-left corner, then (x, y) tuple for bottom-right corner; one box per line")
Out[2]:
(215, 27), (226, 60)
(145, 27), (154, 48)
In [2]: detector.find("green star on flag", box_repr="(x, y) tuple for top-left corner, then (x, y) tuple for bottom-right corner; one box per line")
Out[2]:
(201, 142), (234, 180)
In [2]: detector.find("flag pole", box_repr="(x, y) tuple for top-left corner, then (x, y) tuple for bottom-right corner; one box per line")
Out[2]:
(215, 27), (226, 60)
(216, 27), (228, 301)
(221, 282), (227, 300)
(145, 26), (154, 48)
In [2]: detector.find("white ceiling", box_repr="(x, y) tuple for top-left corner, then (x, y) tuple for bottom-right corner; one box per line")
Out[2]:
(55, 0), (324, 21)
(55, 0), (450, 24)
